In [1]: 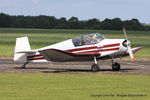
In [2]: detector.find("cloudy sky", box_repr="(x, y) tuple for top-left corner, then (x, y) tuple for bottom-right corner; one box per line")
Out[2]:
(0, 0), (149, 23)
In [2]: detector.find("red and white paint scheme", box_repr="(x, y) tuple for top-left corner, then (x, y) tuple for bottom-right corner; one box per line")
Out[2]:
(13, 28), (142, 71)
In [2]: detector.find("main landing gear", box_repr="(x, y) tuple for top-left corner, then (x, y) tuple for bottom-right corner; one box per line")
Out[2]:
(111, 57), (120, 71)
(91, 56), (100, 72)
(91, 56), (121, 72)
(21, 62), (28, 68)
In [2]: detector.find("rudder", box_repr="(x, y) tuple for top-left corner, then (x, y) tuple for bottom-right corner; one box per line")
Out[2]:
(14, 37), (31, 62)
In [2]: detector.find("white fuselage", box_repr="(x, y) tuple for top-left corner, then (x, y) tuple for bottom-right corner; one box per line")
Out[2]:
(28, 38), (127, 62)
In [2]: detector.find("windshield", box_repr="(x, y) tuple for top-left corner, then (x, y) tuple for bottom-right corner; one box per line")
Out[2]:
(72, 33), (105, 47)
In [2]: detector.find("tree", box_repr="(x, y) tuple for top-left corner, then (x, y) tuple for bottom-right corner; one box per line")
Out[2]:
(111, 18), (123, 30)
(86, 18), (101, 29)
(101, 18), (123, 30)
(56, 17), (68, 29)
(101, 18), (113, 30)
(123, 18), (145, 30)
(68, 16), (79, 29)
(0, 12), (149, 31)
(79, 20), (87, 29)
(0, 13), (11, 27)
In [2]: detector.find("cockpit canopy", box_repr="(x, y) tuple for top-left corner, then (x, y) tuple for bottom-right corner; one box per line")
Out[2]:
(72, 33), (105, 47)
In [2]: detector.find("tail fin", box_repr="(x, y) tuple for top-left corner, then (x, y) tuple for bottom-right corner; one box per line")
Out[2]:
(14, 37), (31, 62)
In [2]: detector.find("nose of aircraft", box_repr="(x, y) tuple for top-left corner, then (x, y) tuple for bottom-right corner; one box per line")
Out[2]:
(120, 39), (143, 60)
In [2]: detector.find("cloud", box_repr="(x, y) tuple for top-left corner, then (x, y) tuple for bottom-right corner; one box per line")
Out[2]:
(32, 0), (40, 5)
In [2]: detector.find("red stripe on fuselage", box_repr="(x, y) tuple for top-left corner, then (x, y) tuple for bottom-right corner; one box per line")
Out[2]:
(27, 54), (45, 60)
(67, 43), (120, 52)
(66, 46), (97, 52)
(27, 57), (45, 60)
(103, 43), (120, 48)
(100, 48), (119, 52)
(27, 54), (42, 58)
(75, 48), (119, 54)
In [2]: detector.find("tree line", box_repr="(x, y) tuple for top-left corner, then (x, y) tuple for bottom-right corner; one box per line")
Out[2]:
(0, 13), (150, 31)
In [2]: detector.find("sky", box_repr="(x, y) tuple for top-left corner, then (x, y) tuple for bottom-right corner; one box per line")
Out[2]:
(0, 0), (149, 23)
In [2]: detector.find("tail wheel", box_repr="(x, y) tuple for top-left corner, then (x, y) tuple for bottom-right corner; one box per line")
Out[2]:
(91, 64), (100, 72)
(21, 65), (25, 69)
(112, 62), (120, 71)
(21, 62), (28, 69)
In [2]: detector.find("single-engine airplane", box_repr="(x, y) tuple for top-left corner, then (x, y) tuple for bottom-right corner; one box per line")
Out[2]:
(13, 27), (142, 72)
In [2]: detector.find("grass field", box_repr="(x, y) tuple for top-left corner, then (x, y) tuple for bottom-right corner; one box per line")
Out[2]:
(0, 28), (150, 57)
(0, 74), (149, 100)
(0, 28), (150, 100)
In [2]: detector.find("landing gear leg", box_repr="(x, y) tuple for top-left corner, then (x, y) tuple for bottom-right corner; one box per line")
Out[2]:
(21, 62), (28, 68)
(111, 57), (120, 71)
(91, 56), (100, 72)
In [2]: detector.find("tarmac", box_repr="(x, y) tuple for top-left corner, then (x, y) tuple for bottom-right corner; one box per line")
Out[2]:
(0, 58), (150, 75)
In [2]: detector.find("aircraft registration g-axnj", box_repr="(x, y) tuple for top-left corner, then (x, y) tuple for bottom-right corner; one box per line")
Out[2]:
(13, 27), (142, 72)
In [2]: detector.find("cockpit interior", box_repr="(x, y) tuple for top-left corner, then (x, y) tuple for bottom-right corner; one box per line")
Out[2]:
(72, 33), (105, 47)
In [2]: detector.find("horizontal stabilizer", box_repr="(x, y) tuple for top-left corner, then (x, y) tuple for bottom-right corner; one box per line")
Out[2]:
(14, 50), (37, 53)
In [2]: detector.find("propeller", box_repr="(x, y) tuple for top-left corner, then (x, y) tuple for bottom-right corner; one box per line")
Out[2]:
(122, 26), (135, 62)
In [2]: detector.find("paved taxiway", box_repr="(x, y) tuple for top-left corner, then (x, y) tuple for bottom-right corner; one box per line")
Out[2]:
(0, 58), (150, 75)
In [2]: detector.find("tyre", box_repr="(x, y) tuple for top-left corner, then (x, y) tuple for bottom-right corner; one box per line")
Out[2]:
(91, 64), (100, 72)
(21, 65), (25, 69)
(112, 62), (120, 71)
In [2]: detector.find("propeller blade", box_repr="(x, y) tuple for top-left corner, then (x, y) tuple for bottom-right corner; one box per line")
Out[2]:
(127, 44), (135, 62)
(122, 26), (128, 40)
(122, 26), (135, 62)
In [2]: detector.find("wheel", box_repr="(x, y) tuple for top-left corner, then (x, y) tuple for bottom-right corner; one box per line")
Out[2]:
(112, 62), (120, 71)
(91, 64), (100, 72)
(21, 65), (26, 69)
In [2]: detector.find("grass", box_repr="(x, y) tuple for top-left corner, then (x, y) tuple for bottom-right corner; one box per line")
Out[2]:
(0, 73), (149, 100)
(0, 28), (150, 57)
(0, 28), (150, 100)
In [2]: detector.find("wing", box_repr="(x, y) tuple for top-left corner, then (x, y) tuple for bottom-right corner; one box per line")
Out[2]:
(38, 49), (100, 62)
